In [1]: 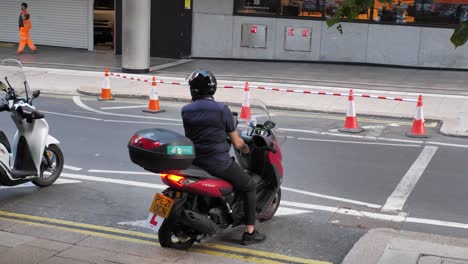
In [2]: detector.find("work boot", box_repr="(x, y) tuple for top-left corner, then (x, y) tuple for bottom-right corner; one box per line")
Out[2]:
(241, 229), (267, 245)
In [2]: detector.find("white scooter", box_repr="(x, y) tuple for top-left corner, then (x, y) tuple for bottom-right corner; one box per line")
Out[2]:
(0, 59), (63, 187)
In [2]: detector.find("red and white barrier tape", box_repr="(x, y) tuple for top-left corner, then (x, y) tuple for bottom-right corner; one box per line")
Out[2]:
(109, 72), (418, 102)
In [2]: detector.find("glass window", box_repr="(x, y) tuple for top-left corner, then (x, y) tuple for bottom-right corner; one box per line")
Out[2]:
(234, 0), (280, 15)
(373, 0), (416, 23)
(415, 0), (468, 25)
(324, 0), (371, 19)
(280, 0), (323, 18)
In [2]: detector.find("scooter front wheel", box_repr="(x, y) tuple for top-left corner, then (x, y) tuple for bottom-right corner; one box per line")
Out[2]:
(32, 144), (64, 187)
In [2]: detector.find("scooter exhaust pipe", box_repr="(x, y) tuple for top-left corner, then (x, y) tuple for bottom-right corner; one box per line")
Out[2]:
(181, 210), (217, 235)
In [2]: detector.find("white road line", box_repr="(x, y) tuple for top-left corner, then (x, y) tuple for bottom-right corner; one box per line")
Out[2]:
(64, 165), (83, 171)
(426, 141), (468, 149)
(100, 105), (147, 110)
(281, 187), (382, 209)
(0, 179), (81, 189)
(61, 173), (166, 189)
(405, 217), (468, 230)
(103, 120), (182, 126)
(297, 137), (421, 147)
(41, 111), (102, 121)
(382, 146), (438, 212)
(88, 169), (156, 176)
(72, 96), (182, 122)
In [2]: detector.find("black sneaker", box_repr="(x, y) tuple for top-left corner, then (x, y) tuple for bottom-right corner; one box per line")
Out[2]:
(241, 230), (267, 245)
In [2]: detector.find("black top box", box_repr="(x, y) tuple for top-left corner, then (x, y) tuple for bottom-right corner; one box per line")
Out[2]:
(128, 128), (195, 173)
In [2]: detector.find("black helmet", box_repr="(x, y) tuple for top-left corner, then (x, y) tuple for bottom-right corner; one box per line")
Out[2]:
(187, 70), (217, 99)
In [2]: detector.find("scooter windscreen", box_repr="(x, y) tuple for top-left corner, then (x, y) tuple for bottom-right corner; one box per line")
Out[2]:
(0, 59), (31, 100)
(246, 99), (286, 146)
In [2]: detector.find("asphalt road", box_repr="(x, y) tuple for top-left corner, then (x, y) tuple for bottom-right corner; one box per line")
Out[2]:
(2, 95), (468, 263)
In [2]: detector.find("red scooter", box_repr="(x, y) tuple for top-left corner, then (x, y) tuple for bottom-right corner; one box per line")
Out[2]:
(128, 100), (284, 250)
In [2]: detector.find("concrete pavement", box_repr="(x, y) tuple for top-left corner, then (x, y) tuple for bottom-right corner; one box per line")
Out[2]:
(0, 218), (254, 264)
(343, 228), (468, 264)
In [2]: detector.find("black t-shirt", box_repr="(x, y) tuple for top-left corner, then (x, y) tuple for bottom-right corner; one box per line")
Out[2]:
(182, 98), (236, 174)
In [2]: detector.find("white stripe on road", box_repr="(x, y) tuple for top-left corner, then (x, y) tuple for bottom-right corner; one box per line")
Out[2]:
(426, 141), (468, 149)
(41, 111), (102, 121)
(281, 187), (381, 209)
(382, 146), (438, 212)
(88, 169), (156, 176)
(0, 179), (81, 189)
(297, 137), (421, 147)
(64, 165), (83, 171)
(100, 105), (147, 110)
(72, 96), (182, 122)
(61, 173), (167, 189)
(103, 120), (182, 126)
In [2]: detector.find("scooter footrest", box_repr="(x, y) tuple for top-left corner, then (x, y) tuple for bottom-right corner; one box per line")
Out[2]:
(10, 169), (36, 179)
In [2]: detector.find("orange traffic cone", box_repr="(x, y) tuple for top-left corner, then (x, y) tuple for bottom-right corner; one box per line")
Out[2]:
(98, 68), (113, 101)
(338, 89), (364, 133)
(143, 77), (165, 114)
(406, 95), (429, 138)
(239, 82), (251, 120)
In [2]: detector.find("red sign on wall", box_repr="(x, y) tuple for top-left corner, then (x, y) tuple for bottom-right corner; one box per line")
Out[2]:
(250, 26), (257, 34)
(288, 28), (295, 36)
(302, 29), (310, 37)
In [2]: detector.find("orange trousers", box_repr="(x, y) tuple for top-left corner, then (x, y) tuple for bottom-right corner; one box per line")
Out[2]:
(18, 28), (37, 53)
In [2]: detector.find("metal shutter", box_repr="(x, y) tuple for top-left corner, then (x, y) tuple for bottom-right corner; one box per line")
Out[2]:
(0, 0), (89, 49)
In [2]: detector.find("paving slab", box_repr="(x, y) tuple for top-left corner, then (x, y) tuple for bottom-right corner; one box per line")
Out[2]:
(24, 238), (74, 252)
(0, 245), (58, 264)
(58, 245), (165, 264)
(39, 256), (94, 264)
(3, 222), (89, 244)
(77, 236), (186, 262)
(0, 218), (19, 230)
(377, 249), (420, 264)
(0, 230), (35, 247)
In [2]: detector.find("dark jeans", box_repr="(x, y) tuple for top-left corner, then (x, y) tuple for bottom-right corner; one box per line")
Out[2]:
(216, 162), (256, 225)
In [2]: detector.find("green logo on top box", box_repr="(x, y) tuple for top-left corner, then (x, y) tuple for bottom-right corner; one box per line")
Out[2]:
(167, 146), (193, 155)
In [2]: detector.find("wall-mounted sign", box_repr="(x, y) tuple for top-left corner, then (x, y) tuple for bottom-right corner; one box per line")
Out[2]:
(250, 26), (258, 34)
(241, 24), (267, 48)
(185, 0), (191, 9)
(284, 26), (312, 52)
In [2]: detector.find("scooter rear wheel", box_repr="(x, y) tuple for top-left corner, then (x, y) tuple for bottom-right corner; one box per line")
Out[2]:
(32, 144), (64, 187)
(158, 220), (197, 250)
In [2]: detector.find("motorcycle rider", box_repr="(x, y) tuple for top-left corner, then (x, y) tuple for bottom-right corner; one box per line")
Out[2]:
(181, 70), (267, 245)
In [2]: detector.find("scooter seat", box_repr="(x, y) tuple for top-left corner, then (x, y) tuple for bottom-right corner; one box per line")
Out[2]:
(178, 165), (219, 179)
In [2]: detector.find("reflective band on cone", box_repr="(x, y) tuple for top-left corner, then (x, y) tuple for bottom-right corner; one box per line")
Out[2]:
(98, 68), (114, 101)
(143, 76), (165, 114)
(338, 89), (364, 133)
(406, 95), (429, 138)
(239, 82), (251, 120)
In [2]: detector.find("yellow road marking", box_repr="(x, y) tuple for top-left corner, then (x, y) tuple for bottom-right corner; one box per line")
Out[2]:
(0, 43), (15, 48)
(0, 211), (331, 264)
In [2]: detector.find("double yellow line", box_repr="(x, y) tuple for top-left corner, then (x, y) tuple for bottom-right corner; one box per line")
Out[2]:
(0, 210), (330, 264)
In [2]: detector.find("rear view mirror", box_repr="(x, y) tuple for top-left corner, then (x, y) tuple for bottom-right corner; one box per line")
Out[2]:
(263, 121), (276, 130)
(32, 90), (40, 99)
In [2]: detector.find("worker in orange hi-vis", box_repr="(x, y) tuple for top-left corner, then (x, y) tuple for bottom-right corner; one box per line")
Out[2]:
(17, 2), (37, 54)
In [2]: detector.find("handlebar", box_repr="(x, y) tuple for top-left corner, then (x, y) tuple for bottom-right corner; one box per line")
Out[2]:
(15, 105), (44, 120)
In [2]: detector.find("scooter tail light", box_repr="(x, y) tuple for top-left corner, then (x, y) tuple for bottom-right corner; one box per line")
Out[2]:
(160, 174), (196, 187)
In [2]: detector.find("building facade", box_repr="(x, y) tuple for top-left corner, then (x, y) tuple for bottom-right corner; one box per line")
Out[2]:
(1, 0), (467, 69)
